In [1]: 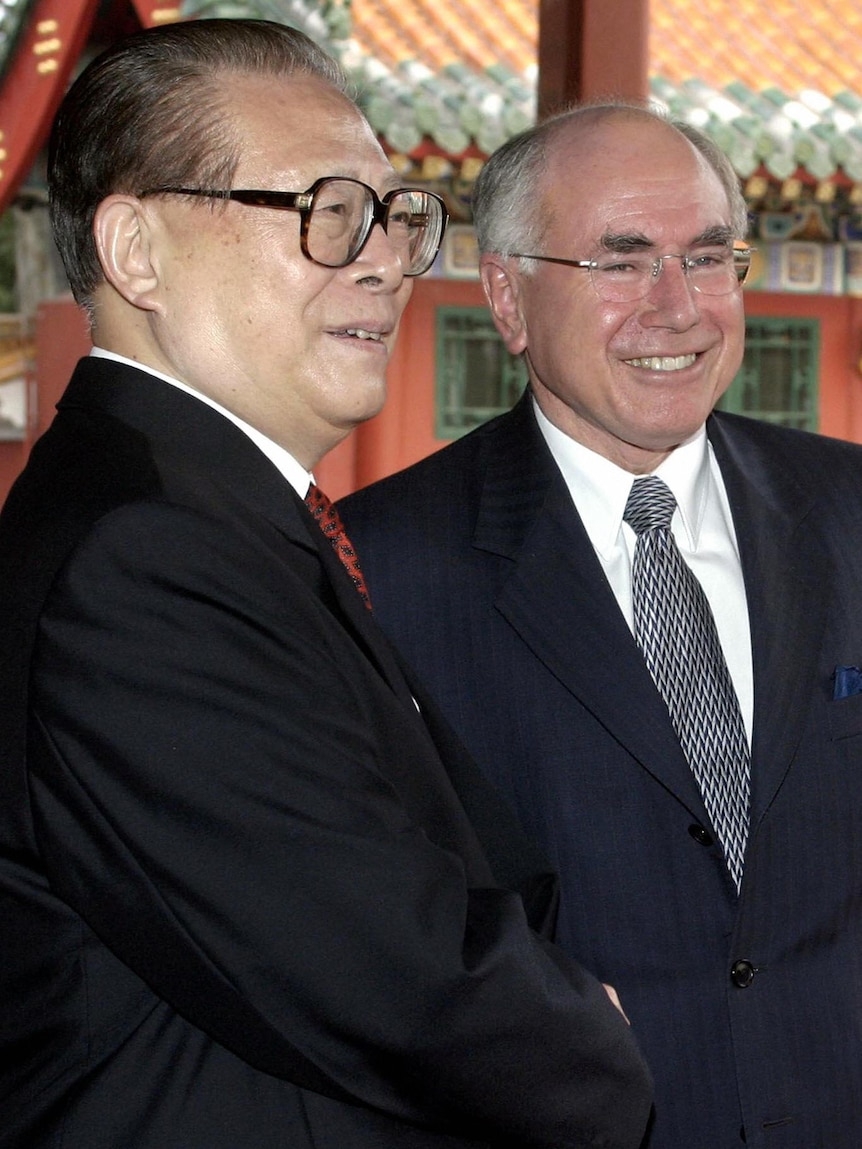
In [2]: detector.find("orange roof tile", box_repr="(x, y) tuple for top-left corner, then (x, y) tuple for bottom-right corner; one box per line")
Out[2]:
(344, 0), (862, 177)
(351, 0), (536, 75)
(650, 0), (862, 96)
(350, 0), (862, 101)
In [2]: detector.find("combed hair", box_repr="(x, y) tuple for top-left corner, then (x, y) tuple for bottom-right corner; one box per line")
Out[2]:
(48, 18), (348, 309)
(471, 102), (749, 266)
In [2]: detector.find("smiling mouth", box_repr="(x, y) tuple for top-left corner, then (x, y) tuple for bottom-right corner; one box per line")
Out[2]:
(624, 354), (698, 371)
(333, 327), (385, 342)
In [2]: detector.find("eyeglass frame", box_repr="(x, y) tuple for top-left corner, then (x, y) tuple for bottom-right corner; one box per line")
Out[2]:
(507, 244), (755, 300)
(138, 176), (448, 276)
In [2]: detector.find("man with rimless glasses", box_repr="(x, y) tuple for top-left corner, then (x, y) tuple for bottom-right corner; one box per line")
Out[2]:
(0, 26), (653, 1149)
(342, 105), (862, 1147)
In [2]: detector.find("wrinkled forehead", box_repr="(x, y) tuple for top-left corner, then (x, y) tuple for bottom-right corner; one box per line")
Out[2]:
(226, 72), (397, 189)
(541, 115), (732, 250)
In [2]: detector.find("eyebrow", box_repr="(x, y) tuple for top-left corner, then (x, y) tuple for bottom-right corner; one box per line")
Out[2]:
(599, 224), (736, 253)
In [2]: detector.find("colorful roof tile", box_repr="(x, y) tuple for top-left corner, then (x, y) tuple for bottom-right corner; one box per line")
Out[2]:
(7, 0), (862, 198)
(181, 0), (862, 185)
(651, 0), (862, 183)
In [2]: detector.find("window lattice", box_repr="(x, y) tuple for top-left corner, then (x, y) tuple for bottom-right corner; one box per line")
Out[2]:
(719, 318), (819, 431)
(435, 307), (527, 439)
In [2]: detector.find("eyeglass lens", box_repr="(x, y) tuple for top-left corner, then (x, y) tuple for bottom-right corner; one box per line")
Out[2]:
(307, 179), (443, 275)
(590, 249), (750, 303)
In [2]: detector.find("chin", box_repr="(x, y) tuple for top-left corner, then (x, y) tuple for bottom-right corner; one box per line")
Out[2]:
(356, 378), (388, 420)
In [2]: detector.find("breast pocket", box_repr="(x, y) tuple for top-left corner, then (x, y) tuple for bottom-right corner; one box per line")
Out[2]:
(828, 691), (862, 741)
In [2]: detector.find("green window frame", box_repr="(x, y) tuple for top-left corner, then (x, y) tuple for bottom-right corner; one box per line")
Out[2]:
(435, 306), (527, 439)
(718, 317), (819, 431)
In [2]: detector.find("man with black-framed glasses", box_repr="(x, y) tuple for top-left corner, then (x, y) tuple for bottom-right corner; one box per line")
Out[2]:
(0, 24), (652, 1149)
(343, 104), (862, 1148)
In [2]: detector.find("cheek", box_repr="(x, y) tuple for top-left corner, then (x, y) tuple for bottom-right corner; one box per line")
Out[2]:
(245, 265), (333, 338)
(394, 277), (413, 320)
(707, 298), (746, 368)
(535, 280), (623, 337)
(551, 309), (626, 380)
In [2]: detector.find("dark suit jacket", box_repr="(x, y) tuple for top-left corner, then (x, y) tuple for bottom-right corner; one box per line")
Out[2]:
(341, 391), (862, 1149)
(0, 360), (652, 1149)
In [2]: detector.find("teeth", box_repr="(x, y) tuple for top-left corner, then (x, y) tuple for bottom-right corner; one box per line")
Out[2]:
(625, 354), (697, 371)
(344, 328), (383, 341)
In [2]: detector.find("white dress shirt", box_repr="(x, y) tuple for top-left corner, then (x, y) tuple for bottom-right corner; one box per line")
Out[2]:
(90, 348), (312, 499)
(533, 399), (754, 745)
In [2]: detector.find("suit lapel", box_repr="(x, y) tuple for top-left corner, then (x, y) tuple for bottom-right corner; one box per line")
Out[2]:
(58, 358), (316, 551)
(708, 414), (826, 828)
(59, 358), (416, 706)
(475, 400), (829, 833)
(305, 509), (419, 706)
(473, 396), (711, 820)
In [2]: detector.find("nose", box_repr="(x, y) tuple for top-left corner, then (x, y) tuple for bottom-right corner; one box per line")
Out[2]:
(640, 254), (700, 329)
(349, 221), (406, 290)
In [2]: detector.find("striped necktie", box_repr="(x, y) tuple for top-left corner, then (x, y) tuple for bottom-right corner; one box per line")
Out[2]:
(623, 475), (750, 890)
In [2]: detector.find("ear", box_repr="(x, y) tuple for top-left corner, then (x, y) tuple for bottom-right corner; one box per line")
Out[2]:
(479, 253), (528, 355)
(93, 194), (163, 313)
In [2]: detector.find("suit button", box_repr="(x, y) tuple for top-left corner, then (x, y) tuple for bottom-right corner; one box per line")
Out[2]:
(731, 960), (756, 988)
(688, 823), (714, 846)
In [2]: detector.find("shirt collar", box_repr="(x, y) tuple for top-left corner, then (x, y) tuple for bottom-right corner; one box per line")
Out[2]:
(90, 347), (312, 499)
(653, 426), (711, 549)
(532, 396), (711, 557)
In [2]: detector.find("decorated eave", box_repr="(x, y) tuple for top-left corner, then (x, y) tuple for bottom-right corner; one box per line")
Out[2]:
(0, 0), (99, 212)
(0, 0), (180, 214)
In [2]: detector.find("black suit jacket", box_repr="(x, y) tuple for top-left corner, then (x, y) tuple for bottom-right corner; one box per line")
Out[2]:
(341, 391), (862, 1149)
(0, 361), (652, 1149)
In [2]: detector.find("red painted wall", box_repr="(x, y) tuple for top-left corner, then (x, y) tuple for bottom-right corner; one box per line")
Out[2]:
(0, 296), (90, 504)
(742, 291), (862, 443)
(328, 278), (486, 498)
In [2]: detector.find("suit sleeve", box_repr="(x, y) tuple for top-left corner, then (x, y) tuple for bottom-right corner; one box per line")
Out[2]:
(28, 499), (652, 1149)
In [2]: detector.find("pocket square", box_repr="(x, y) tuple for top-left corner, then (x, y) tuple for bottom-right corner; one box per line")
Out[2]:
(834, 665), (862, 700)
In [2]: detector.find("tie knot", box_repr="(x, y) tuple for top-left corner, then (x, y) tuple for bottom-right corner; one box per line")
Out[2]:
(623, 475), (677, 535)
(305, 482), (332, 519)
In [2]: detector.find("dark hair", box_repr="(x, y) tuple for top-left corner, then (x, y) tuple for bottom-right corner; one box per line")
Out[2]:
(472, 102), (748, 264)
(48, 18), (348, 309)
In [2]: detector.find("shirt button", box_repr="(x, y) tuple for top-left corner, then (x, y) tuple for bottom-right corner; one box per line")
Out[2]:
(731, 959), (756, 988)
(688, 823), (715, 846)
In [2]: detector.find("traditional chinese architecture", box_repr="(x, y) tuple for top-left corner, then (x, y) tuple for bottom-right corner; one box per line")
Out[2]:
(3, 0), (862, 500)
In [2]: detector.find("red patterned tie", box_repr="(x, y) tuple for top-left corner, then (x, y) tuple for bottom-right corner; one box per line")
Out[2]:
(304, 483), (372, 609)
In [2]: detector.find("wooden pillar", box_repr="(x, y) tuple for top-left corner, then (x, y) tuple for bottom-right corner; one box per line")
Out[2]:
(538, 0), (650, 118)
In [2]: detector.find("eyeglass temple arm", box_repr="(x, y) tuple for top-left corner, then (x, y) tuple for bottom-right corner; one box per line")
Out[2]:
(509, 253), (594, 268)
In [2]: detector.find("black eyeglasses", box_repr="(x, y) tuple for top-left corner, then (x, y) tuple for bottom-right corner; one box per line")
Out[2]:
(509, 245), (754, 302)
(139, 177), (448, 277)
